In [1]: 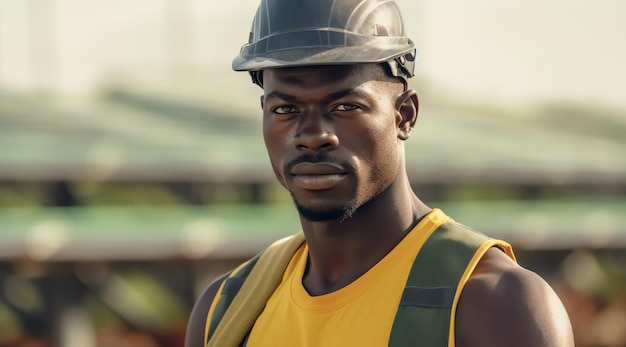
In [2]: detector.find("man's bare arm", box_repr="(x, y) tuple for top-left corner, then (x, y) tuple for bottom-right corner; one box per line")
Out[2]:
(455, 248), (574, 347)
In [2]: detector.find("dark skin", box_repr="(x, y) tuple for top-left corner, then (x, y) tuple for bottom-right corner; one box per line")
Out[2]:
(186, 64), (574, 347)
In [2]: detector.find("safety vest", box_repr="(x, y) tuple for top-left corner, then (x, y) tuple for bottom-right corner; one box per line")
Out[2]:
(205, 221), (515, 347)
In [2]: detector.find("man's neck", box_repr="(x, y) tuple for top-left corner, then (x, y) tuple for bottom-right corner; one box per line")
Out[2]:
(300, 188), (430, 296)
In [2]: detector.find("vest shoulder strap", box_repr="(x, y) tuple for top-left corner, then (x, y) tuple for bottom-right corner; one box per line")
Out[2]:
(205, 231), (305, 347)
(389, 221), (495, 347)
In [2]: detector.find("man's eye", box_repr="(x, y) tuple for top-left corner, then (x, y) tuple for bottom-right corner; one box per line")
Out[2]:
(332, 104), (360, 112)
(273, 105), (299, 114)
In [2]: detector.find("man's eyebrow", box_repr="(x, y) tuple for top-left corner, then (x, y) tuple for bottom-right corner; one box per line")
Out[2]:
(328, 88), (370, 101)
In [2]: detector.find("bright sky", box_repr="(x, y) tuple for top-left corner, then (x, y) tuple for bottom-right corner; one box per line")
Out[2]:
(0, 0), (624, 112)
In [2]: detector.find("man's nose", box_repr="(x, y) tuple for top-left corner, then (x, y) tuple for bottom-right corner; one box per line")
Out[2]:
(293, 113), (339, 152)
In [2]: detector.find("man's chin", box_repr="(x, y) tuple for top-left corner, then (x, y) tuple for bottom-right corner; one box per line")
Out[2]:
(294, 204), (352, 222)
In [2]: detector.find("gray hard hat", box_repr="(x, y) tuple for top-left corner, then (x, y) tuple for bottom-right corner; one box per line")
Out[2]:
(232, 0), (417, 86)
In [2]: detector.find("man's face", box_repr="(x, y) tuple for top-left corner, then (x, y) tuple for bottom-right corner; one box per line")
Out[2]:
(261, 64), (407, 222)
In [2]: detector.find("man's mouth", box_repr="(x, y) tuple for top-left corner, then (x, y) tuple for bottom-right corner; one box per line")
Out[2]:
(290, 163), (347, 190)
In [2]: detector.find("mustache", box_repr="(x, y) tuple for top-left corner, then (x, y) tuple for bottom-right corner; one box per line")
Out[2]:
(286, 154), (351, 171)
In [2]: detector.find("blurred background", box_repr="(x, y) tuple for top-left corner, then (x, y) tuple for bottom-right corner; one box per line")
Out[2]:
(0, 0), (625, 346)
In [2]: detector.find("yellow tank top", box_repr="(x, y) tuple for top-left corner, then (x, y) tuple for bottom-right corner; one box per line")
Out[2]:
(245, 209), (453, 346)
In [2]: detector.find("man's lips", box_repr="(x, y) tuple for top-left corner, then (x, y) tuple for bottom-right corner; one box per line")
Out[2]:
(291, 162), (347, 175)
(290, 162), (347, 190)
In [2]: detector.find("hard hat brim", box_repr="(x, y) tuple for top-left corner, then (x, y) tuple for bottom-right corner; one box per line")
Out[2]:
(233, 36), (415, 72)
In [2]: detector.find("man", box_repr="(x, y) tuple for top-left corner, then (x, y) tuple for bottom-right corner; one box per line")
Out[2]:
(186, 0), (574, 346)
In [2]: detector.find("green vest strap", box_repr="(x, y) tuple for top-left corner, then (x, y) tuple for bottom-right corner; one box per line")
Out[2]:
(389, 221), (490, 347)
(220, 276), (247, 296)
(205, 254), (261, 344)
(399, 286), (455, 308)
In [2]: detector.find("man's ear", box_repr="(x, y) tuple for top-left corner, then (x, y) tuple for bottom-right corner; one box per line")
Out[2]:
(395, 89), (419, 140)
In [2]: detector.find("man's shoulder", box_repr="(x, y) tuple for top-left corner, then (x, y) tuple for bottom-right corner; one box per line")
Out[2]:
(455, 248), (574, 347)
(184, 272), (231, 347)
